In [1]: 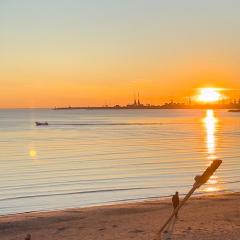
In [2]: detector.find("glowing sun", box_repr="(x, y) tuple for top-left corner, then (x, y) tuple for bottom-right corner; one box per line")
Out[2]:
(29, 149), (37, 158)
(197, 88), (223, 103)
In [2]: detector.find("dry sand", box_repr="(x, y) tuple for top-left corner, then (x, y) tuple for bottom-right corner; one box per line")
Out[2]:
(0, 193), (239, 240)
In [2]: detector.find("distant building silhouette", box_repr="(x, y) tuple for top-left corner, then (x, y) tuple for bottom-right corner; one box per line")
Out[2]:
(137, 93), (141, 106)
(53, 93), (240, 110)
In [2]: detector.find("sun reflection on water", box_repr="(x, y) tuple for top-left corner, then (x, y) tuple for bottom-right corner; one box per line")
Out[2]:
(204, 186), (220, 192)
(204, 110), (218, 157)
(202, 110), (222, 193)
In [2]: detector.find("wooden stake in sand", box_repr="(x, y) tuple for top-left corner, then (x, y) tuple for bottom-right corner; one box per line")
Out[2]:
(158, 159), (222, 238)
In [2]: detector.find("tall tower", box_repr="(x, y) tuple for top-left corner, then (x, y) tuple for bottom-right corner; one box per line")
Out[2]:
(134, 94), (137, 106)
(188, 97), (192, 105)
(137, 92), (141, 106)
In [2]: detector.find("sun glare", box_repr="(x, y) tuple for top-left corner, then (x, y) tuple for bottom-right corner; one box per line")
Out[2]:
(29, 149), (37, 158)
(197, 88), (222, 103)
(204, 109), (217, 155)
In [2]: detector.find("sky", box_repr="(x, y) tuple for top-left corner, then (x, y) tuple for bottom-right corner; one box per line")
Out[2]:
(1, 0), (240, 108)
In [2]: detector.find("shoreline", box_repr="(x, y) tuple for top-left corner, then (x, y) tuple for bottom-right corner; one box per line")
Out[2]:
(0, 189), (237, 218)
(0, 192), (239, 240)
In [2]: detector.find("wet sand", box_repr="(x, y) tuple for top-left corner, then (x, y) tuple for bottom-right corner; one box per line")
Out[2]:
(0, 193), (239, 240)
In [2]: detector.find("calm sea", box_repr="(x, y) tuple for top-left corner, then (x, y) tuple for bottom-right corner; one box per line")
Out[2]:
(0, 109), (239, 215)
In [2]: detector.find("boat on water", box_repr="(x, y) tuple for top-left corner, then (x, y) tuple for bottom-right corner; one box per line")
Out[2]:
(228, 109), (240, 112)
(35, 122), (49, 126)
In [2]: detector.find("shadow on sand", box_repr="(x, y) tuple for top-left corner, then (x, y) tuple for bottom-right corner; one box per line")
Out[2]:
(162, 217), (177, 240)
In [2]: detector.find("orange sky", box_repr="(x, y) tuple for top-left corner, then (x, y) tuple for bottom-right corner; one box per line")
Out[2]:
(1, 1), (240, 108)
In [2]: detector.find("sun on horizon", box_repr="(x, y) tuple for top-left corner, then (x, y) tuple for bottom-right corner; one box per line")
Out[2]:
(196, 88), (225, 103)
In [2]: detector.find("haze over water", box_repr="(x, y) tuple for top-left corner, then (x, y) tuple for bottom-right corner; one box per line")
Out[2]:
(0, 109), (239, 215)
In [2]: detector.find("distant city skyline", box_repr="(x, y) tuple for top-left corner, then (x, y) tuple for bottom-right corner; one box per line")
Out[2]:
(1, 0), (240, 108)
(54, 91), (240, 110)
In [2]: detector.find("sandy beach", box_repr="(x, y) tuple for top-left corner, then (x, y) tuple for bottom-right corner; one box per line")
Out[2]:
(0, 193), (239, 240)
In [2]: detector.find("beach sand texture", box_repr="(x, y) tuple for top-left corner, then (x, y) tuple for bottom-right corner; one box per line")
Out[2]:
(0, 193), (239, 240)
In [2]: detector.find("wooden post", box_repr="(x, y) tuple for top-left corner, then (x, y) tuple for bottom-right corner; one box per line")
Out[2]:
(157, 159), (222, 239)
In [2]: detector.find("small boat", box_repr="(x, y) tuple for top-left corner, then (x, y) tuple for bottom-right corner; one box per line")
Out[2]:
(228, 109), (240, 112)
(35, 122), (49, 126)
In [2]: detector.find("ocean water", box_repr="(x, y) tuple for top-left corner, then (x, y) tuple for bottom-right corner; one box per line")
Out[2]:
(0, 109), (239, 215)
